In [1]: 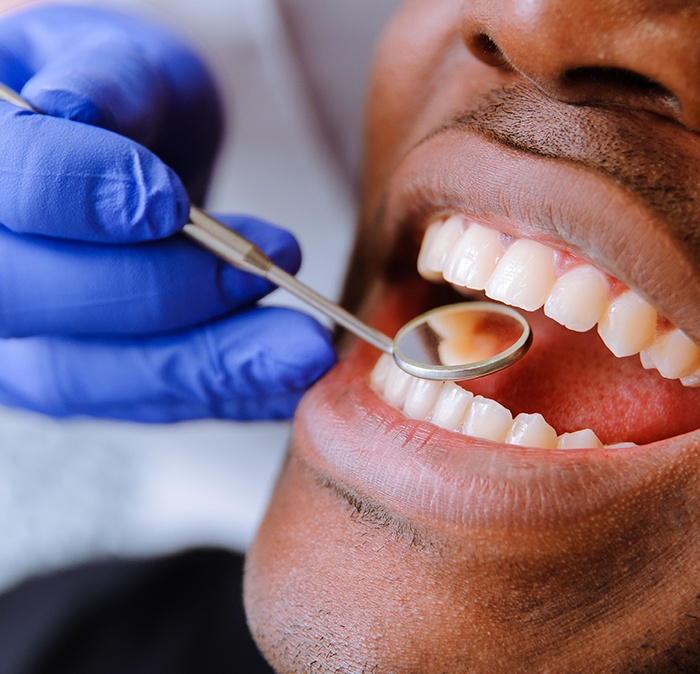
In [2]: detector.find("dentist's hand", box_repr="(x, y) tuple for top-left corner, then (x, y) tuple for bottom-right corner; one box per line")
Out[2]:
(0, 5), (335, 421)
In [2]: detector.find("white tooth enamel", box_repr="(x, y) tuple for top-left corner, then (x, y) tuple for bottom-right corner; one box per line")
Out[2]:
(485, 239), (557, 311)
(418, 220), (695, 387)
(639, 349), (654, 370)
(680, 367), (700, 388)
(443, 223), (504, 290)
(430, 384), (474, 431)
(370, 354), (393, 391)
(462, 396), (513, 442)
(605, 442), (638, 449)
(544, 265), (609, 332)
(417, 227), (442, 281)
(417, 216), (463, 281)
(597, 291), (657, 357)
(373, 363), (640, 448)
(451, 284), (484, 300)
(556, 429), (603, 449)
(640, 329), (700, 380)
(506, 413), (558, 449)
(383, 363), (413, 407)
(417, 221), (446, 281)
(403, 377), (442, 420)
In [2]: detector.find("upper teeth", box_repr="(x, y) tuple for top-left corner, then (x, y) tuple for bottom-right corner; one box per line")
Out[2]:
(418, 215), (700, 386)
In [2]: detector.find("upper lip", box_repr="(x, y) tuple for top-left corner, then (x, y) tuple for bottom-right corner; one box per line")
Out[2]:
(380, 119), (700, 345)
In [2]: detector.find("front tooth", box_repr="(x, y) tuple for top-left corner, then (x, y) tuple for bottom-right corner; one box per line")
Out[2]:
(485, 239), (557, 311)
(557, 429), (603, 449)
(417, 216), (463, 281)
(640, 329), (700, 379)
(383, 364), (413, 408)
(462, 396), (513, 442)
(544, 265), (609, 332)
(431, 384), (474, 432)
(597, 291), (657, 357)
(506, 413), (558, 449)
(403, 378), (442, 420)
(370, 354), (393, 390)
(443, 223), (504, 290)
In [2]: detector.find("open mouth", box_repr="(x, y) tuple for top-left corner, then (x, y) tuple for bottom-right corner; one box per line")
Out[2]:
(351, 122), (700, 453)
(292, 119), (700, 531)
(369, 213), (700, 449)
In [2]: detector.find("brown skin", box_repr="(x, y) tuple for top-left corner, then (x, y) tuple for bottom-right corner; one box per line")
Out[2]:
(249, 451), (700, 672)
(245, 1), (700, 671)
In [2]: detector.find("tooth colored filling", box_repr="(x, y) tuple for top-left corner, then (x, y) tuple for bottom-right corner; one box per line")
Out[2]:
(418, 216), (700, 386)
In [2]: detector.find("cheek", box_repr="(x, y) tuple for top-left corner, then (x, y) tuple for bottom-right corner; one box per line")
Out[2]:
(362, 1), (511, 229)
(363, 1), (461, 200)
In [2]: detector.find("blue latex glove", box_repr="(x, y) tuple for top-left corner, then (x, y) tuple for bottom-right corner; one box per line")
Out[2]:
(0, 5), (336, 421)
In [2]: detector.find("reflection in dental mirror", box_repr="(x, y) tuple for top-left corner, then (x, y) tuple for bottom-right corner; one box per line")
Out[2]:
(393, 302), (532, 381)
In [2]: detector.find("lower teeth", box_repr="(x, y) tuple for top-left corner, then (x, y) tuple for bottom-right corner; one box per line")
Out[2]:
(370, 355), (634, 450)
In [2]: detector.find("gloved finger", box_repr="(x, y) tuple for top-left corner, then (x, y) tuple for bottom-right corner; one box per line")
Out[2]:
(0, 215), (301, 337)
(21, 37), (170, 149)
(0, 5), (222, 202)
(0, 103), (188, 242)
(0, 307), (336, 422)
(0, 44), (31, 92)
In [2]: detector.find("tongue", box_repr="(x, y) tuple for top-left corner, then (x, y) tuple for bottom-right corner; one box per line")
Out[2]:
(371, 280), (700, 446)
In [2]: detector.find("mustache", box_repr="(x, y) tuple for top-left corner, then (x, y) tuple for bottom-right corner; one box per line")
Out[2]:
(447, 83), (700, 248)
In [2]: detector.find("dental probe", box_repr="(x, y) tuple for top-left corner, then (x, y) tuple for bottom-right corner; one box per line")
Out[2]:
(0, 83), (532, 382)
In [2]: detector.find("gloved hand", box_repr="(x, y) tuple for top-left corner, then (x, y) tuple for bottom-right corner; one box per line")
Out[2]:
(0, 5), (335, 421)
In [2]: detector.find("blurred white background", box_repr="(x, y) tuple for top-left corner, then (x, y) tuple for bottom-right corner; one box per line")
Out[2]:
(0, 0), (399, 590)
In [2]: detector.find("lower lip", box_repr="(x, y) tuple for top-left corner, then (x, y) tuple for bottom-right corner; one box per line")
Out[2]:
(293, 289), (700, 531)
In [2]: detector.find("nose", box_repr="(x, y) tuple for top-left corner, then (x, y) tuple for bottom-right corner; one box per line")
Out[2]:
(462, 0), (700, 130)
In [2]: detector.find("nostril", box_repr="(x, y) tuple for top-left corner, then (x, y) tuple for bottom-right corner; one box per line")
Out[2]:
(562, 66), (680, 116)
(565, 67), (670, 97)
(466, 33), (510, 69)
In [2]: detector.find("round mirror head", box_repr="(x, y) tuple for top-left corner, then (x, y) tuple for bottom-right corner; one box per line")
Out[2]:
(392, 302), (532, 381)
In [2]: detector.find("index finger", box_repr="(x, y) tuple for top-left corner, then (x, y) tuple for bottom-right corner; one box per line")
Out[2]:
(0, 103), (188, 242)
(0, 5), (222, 202)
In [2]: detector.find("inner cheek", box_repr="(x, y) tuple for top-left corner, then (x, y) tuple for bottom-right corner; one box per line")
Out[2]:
(463, 308), (700, 444)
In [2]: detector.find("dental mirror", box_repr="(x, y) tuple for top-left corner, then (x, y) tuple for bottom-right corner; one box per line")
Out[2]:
(185, 209), (532, 382)
(0, 83), (532, 382)
(392, 302), (531, 380)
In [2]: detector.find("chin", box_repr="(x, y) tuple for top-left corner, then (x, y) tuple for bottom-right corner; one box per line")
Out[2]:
(245, 332), (700, 672)
(244, 2), (700, 671)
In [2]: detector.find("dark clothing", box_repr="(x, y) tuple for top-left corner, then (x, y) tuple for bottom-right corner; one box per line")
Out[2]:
(0, 549), (274, 674)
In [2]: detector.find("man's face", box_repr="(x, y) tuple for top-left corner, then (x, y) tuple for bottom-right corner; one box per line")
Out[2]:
(245, 0), (700, 670)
